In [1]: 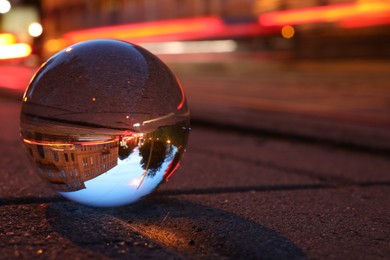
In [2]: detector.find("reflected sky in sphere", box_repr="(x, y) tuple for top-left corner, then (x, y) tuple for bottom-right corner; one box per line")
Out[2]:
(60, 147), (177, 207)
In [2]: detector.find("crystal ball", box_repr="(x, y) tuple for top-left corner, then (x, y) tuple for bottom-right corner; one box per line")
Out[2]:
(20, 39), (190, 207)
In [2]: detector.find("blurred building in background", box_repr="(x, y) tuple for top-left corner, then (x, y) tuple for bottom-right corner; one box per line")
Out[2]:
(1, 0), (389, 62)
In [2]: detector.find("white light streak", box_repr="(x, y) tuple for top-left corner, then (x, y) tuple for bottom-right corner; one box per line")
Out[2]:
(142, 40), (238, 55)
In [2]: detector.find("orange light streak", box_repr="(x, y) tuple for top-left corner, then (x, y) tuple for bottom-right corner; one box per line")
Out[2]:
(259, 1), (390, 27)
(23, 138), (73, 147)
(64, 17), (223, 44)
(122, 136), (135, 142)
(63, 16), (266, 45)
(23, 138), (116, 147)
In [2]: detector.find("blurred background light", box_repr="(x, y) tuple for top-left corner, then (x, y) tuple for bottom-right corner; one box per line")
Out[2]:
(0, 0), (389, 63)
(141, 40), (238, 54)
(0, 33), (15, 45)
(44, 39), (67, 54)
(258, 1), (390, 27)
(0, 43), (31, 59)
(2, 5), (40, 45)
(28, 22), (43, 37)
(0, 0), (11, 14)
(281, 25), (294, 39)
(63, 17), (223, 44)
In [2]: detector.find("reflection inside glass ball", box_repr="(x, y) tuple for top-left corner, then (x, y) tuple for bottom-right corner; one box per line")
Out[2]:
(20, 39), (190, 207)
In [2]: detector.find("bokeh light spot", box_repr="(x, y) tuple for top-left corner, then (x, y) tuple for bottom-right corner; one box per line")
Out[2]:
(281, 25), (295, 39)
(28, 23), (43, 37)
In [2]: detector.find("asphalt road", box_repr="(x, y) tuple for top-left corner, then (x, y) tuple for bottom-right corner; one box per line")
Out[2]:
(1, 96), (389, 259)
(166, 56), (390, 151)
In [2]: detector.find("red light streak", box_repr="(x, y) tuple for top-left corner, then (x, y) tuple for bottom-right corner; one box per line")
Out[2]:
(0, 65), (35, 92)
(176, 78), (186, 110)
(164, 161), (181, 181)
(340, 13), (390, 28)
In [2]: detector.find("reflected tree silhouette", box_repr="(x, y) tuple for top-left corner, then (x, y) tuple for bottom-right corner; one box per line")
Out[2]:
(139, 140), (168, 178)
(139, 121), (189, 178)
(118, 140), (137, 161)
(152, 121), (189, 148)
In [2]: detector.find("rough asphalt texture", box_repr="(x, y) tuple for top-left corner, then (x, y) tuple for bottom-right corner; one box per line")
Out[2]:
(1, 95), (389, 259)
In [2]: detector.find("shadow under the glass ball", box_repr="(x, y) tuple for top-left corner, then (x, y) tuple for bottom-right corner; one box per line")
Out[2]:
(45, 197), (306, 259)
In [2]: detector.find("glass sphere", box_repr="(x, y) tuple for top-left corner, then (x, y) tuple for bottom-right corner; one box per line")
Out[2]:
(20, 39), (190, 207)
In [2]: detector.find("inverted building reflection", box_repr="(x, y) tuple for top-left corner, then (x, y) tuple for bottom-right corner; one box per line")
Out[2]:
(23, 137), (119, 192)
(21, 119), (189, 206)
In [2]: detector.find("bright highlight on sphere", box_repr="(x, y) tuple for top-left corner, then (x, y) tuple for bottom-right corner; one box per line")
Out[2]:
(0, 0), (11, 14)
(20, 40), (190, 207)
(28, 23), (43, 37)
